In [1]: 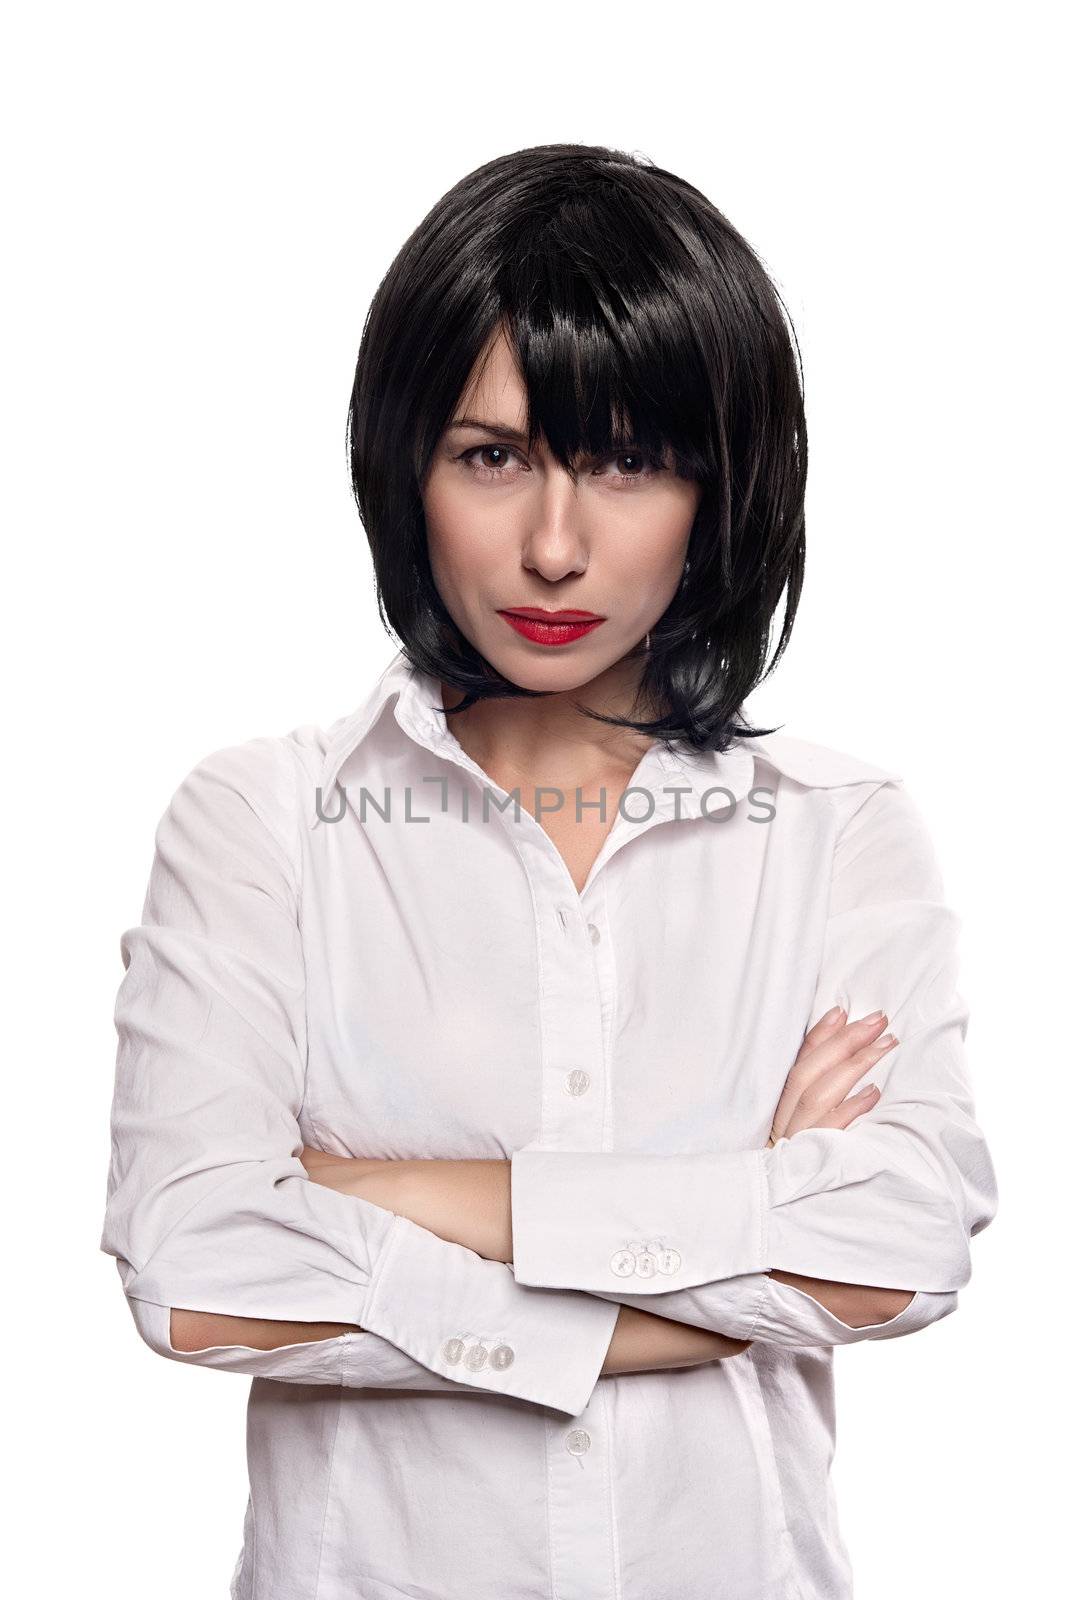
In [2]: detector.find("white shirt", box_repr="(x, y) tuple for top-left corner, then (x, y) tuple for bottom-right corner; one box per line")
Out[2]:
(100, 645), (998, 1600)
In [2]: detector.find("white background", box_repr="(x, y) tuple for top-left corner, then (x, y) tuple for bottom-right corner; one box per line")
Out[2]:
(4, 3), (1077, 1595)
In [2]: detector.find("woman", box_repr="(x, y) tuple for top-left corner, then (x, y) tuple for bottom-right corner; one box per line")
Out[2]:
(100, 143), (998, 1600)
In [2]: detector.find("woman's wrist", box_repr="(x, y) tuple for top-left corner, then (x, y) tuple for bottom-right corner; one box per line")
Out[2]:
(602, 1304), (751, 1375)
(304, 1152), (513, 1263)
(373, 1159), (512, 1262)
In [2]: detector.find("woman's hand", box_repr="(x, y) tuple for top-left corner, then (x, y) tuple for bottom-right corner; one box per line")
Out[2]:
(766, 1006), (898, 1147)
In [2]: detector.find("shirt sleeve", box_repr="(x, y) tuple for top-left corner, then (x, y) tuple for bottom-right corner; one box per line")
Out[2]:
(100, 741), (618, 1418)
(583, 1274), (959, 1347)
(509, 779), (999, 1322)
(122, 1288), (507, 1392)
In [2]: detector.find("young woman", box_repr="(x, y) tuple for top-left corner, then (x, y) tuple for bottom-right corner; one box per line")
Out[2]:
(100, 143), (998, 1600)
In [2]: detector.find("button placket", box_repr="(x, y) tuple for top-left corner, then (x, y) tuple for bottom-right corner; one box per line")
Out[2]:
(498, 828), (618, 1587)
(547, 1389), (612, 1591)
(517, 833), (608, 1152)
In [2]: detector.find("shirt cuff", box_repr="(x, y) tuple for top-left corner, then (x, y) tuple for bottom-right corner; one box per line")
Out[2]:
(337, 1330), (521, 1393)
(359, 1210), (622, 1417)
(510, 1148), (769, 1294)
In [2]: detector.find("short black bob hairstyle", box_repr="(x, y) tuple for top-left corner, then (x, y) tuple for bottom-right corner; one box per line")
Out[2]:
(347, 142), (806, 755)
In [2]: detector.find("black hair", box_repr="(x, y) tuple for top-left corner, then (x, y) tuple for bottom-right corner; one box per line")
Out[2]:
(347, 142), (805, 753)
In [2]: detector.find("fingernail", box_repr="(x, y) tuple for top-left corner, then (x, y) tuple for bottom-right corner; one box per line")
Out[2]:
(860, 1085), (879, 1098)
(823, 1006), (843, 1023)
(858, 1010), (886, 1025)
(877, 1033), (897, 1049)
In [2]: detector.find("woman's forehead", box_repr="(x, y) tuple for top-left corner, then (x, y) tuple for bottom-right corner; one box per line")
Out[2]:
(455, 328), (639, 446)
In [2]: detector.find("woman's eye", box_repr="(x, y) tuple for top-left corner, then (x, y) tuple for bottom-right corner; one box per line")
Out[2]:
(456, 444), (665, 484)
(596, 450), (662, 482)
(458, 445), (522, 479)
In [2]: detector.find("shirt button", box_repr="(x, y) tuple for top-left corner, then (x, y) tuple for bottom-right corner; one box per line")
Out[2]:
(490, 1343), (516, 1370)
(657, 1248), (682, 1275)
(586, 922), (601, 945)
(464, 1342), (490, 1371)
(564, 1069), (591, 1096)
(610, 1248), (637, 1277)
(634, 1251), (657, 1279)
(556, 905), (570, 931)
(565, 1428), (592, 1456)
(442, 1337), (465, 1364)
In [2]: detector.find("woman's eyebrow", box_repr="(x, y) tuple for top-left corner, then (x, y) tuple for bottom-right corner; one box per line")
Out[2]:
(448, 418), (644, 453)
(449, 416), (530, 444)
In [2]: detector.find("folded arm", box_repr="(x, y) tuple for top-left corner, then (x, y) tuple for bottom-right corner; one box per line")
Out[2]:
(287, 1149), (925, 1346)
(170, 1150), (752, 1372)
(168, 1301), (750, 1376)
(504, 781), (998, 1350)
(164, 779), (995, 1363)
(100, 740), (627, 1417)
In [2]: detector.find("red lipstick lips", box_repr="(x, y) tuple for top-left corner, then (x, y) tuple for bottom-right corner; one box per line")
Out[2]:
(497, 607), (606, 646)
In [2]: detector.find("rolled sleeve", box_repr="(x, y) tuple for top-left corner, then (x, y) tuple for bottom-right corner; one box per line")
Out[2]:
(101, 740), (616, 1412)
(510, 780), (998, 1329)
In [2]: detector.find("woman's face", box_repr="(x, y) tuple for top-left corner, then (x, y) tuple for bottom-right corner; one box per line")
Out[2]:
(421, 328), (702, 695)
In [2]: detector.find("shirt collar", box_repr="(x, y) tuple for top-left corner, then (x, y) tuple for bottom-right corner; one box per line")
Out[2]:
(313, 647), (422, 807)
(312, 647), (897, 830)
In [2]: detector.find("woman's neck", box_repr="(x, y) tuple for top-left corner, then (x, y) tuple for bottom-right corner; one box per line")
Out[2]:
(439, 655), (659, 793)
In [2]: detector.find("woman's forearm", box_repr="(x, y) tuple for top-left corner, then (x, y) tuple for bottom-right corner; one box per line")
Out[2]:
(602, 1305), (751, 1372)
(169, 1308), (360, 1352)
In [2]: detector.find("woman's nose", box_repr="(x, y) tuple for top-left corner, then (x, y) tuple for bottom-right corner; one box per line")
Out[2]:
(520, 473), (589, 581)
